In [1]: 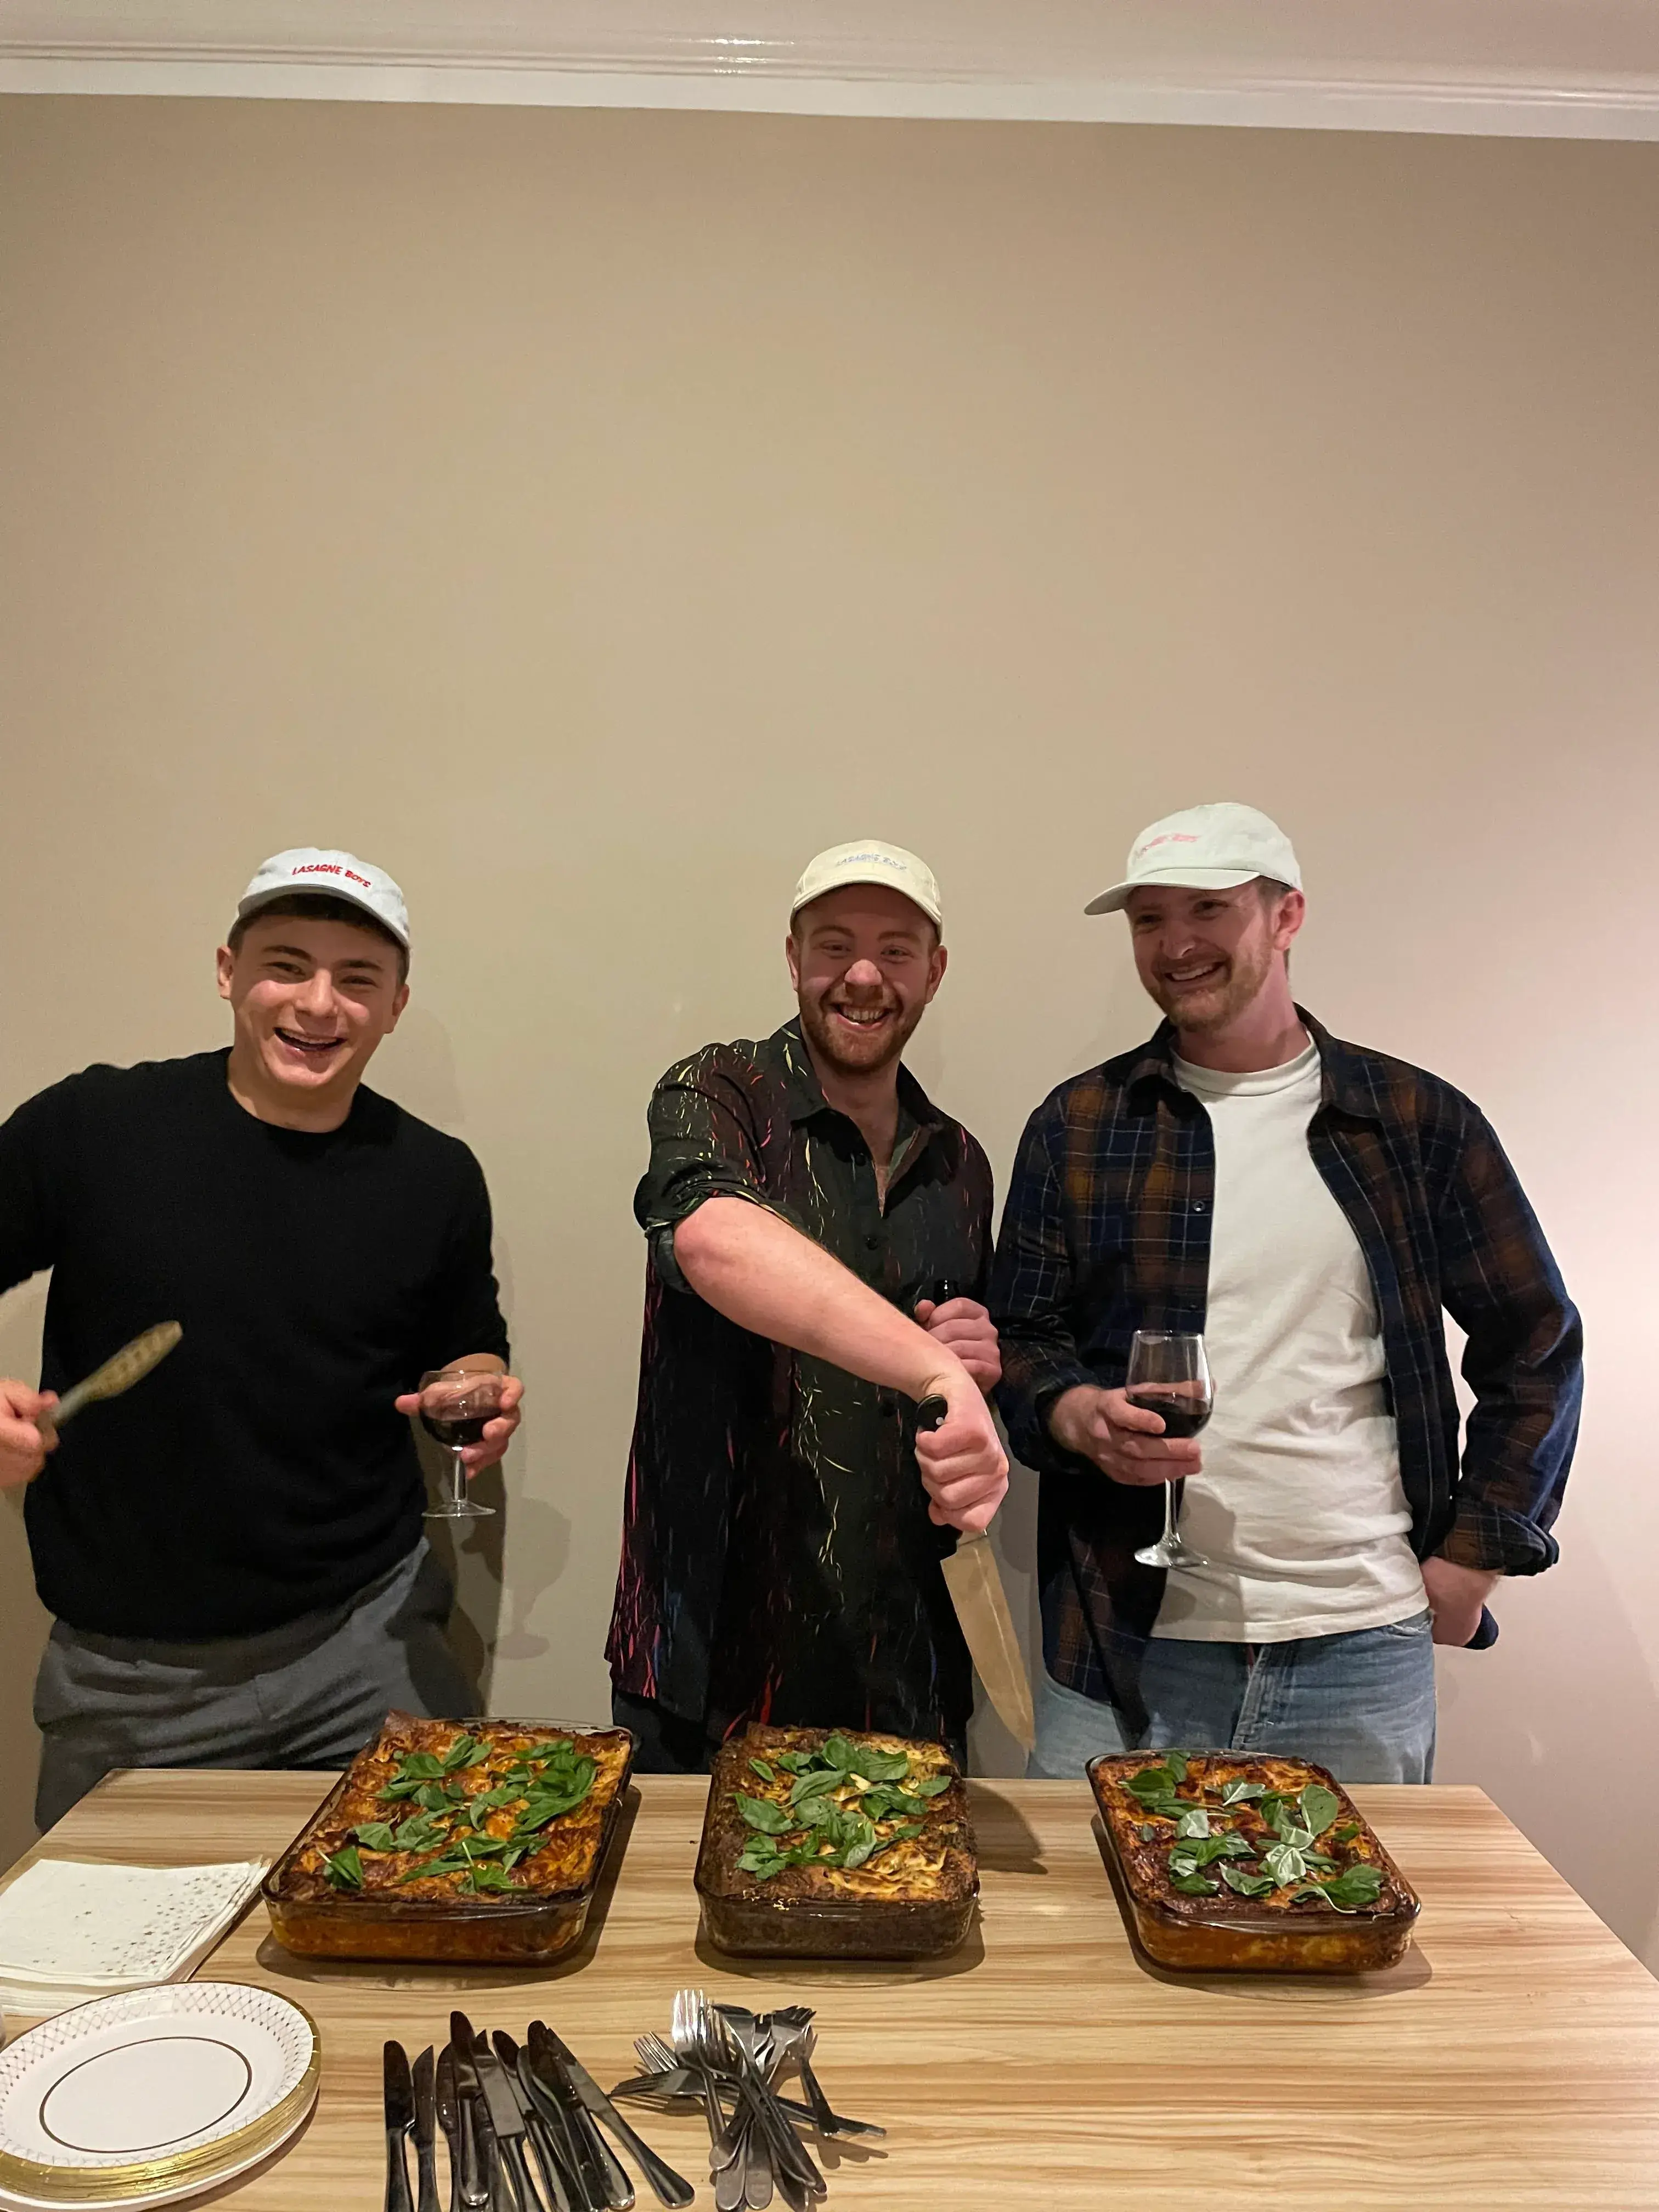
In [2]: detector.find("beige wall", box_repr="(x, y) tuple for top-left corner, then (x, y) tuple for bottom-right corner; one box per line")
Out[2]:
(2, 97), (1655, 1957)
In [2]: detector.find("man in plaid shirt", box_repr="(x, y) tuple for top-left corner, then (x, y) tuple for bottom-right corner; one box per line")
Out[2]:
(991, 803), (1581, 1782)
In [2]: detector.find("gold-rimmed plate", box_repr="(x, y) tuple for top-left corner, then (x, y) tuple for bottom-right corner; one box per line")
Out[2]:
(0, 1983), (318, 2207)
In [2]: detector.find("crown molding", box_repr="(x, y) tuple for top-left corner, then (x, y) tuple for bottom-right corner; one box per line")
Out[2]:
(3, 1), (1658, 139)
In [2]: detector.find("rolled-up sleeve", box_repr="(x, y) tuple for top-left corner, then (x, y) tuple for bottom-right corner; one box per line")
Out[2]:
(634, 1047), (800, 1294)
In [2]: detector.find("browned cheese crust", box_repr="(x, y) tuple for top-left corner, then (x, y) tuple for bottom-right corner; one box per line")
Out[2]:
(1094, 1752), (1406, 1922)
(273, 1714), (630, 1905)
(700, 1725), (976, 1907)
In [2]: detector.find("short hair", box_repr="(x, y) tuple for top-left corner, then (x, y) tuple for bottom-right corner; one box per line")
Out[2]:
(1256, 876), (1295, 906)
(227, 893), (409, 983)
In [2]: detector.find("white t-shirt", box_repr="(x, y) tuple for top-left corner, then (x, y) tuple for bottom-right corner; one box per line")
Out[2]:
(1153, 1039), (1426, 1643)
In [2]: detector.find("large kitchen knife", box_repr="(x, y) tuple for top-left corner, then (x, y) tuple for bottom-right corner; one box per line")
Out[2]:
(917, 1393), (1035, 1754)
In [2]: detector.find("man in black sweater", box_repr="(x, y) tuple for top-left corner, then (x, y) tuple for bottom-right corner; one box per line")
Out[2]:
(0, 847), (522, 1829)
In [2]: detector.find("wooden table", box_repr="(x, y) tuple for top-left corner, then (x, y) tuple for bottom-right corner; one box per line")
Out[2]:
(7, 1773), (1659, 2209)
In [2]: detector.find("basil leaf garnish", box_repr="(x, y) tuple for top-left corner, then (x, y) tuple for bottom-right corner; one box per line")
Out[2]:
(1299, 1785), (1340, 1840)
(736, 1793), (795, 1835)
(1219, 1864), (1276, 1898)
(323, 1845), (364, 1889)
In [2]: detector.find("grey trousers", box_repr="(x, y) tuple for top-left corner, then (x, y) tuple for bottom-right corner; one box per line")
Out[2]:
(33, 1540), (478, 1833)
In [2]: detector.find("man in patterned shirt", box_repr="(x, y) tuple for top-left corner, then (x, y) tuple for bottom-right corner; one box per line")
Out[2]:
(992, 802), (1581, 1784)
(607, 840), (1008, 1771)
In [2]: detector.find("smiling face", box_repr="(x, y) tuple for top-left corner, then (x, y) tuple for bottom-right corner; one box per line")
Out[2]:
(1125, 879), (1304, 1041)
(217, 909), (409, 1127)
(786, 884), (946, 1081)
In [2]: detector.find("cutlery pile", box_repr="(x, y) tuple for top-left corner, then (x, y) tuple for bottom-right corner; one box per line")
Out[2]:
(385, 2012), (695, 2212)
(606, 1990), (883, 2211)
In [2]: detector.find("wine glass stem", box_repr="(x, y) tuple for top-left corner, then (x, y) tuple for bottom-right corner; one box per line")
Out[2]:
(450, 1448), (468, 1512)
(1162, 1479), (1178, 1547)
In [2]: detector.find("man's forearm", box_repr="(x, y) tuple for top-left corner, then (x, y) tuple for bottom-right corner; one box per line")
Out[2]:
(672, 1197), (956, 1400)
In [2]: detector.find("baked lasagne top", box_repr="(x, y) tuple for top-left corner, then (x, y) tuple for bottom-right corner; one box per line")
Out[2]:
(1097, 1751), (1401, 1920)
(278, 1714), (630, 1904)
(701, 1725), (974, 1905)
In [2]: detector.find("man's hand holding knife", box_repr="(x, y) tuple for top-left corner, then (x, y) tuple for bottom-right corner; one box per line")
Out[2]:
(0, 1380), (57, 1489)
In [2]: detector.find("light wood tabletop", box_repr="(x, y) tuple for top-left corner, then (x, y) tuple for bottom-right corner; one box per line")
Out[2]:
(6, 1771), (1659, 2209)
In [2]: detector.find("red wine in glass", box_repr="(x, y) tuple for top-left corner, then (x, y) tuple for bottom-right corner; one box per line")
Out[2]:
(416, 1367), (502, 1520)
(1126, 1331), (1213, 1567)
(1122, 1390), (1211, 1441)
(420, 1410), (493, 1450)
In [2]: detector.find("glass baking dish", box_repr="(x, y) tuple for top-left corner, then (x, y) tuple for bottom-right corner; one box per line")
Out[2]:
(262, 1716), (635, 1965)
(1089, 1751), (1421, 1973)
(695, 1725), (978, 1960)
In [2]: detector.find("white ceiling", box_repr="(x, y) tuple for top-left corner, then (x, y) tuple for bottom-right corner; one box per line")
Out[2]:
(3, 0), (1658, 137)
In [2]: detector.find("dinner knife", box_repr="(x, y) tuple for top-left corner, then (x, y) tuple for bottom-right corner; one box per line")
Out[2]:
(385, 2041), (417, 2212)
(520, 2031), (619, 2211)
(413, 2046), (442, 2212)
(917, 1393), (1036, 1752)
(435, 2046), (473, 2212)
(530, 2023), (693, 2210)
(490, 2032), (575, 2212)
(35, 1321), (182, 1440)
(450, 2022), (516, 2212)
(462, 2017), (549, 2212)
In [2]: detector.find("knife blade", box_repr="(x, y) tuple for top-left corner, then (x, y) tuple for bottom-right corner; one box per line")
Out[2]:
(435, 2046), (470, 2212)
(413, 2046), (441, 2212)
(469, 2028), (549, 2212)
(917, 1393), (1036, 1753)
(36, 1321), (182, 1440)
(385, 2041), (416, 2212)
(451, 2018), (516, 2212)
(531, 2023), (693, 2210)
(521, 2029), (617, 2211)
(490, 2032), (575, 2212)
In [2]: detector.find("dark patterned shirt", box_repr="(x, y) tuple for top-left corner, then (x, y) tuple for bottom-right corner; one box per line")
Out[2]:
(990, 1010), (1581, 1716)
(607, 1019), (994, 1743)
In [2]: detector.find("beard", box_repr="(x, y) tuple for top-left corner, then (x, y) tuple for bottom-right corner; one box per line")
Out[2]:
(1150, 934), (1276, 1037)
(797, 985), (926, 1080)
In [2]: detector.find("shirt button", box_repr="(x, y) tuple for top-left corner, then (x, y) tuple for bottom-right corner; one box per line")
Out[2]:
(865, 1234), (881, 1250)
(1192, 1201), (1207, 1214)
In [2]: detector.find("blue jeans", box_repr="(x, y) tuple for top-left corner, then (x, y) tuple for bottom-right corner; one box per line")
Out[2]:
(1029, 1610), (1436, 1785)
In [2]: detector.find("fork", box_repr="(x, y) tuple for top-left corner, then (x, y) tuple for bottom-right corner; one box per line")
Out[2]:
(666, 1997), (733, 2169)
(678, 1992), (826, 2205)
(619, 2043), (874, 2136)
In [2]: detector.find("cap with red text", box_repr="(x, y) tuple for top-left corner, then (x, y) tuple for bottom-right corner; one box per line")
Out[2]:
(235, 847), (410, 948)
(1085, 803), (1301, 916)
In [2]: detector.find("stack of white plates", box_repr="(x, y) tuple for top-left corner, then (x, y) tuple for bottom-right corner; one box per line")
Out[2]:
(0, 1983), (318, 2210)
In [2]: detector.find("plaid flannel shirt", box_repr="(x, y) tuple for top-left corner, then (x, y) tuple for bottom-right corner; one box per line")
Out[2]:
(990, 1010), (1582, 1712)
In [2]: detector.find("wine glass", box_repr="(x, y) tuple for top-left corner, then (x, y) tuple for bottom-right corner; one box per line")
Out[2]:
(417, 1366), (503, 1521)
(1127, 1331), (1212, 1569)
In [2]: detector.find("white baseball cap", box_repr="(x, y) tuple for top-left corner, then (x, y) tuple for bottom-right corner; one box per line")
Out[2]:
(235, 847), (411, 948)
(790, 840), (943, 929)
(1085, 803), (1301, 916)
